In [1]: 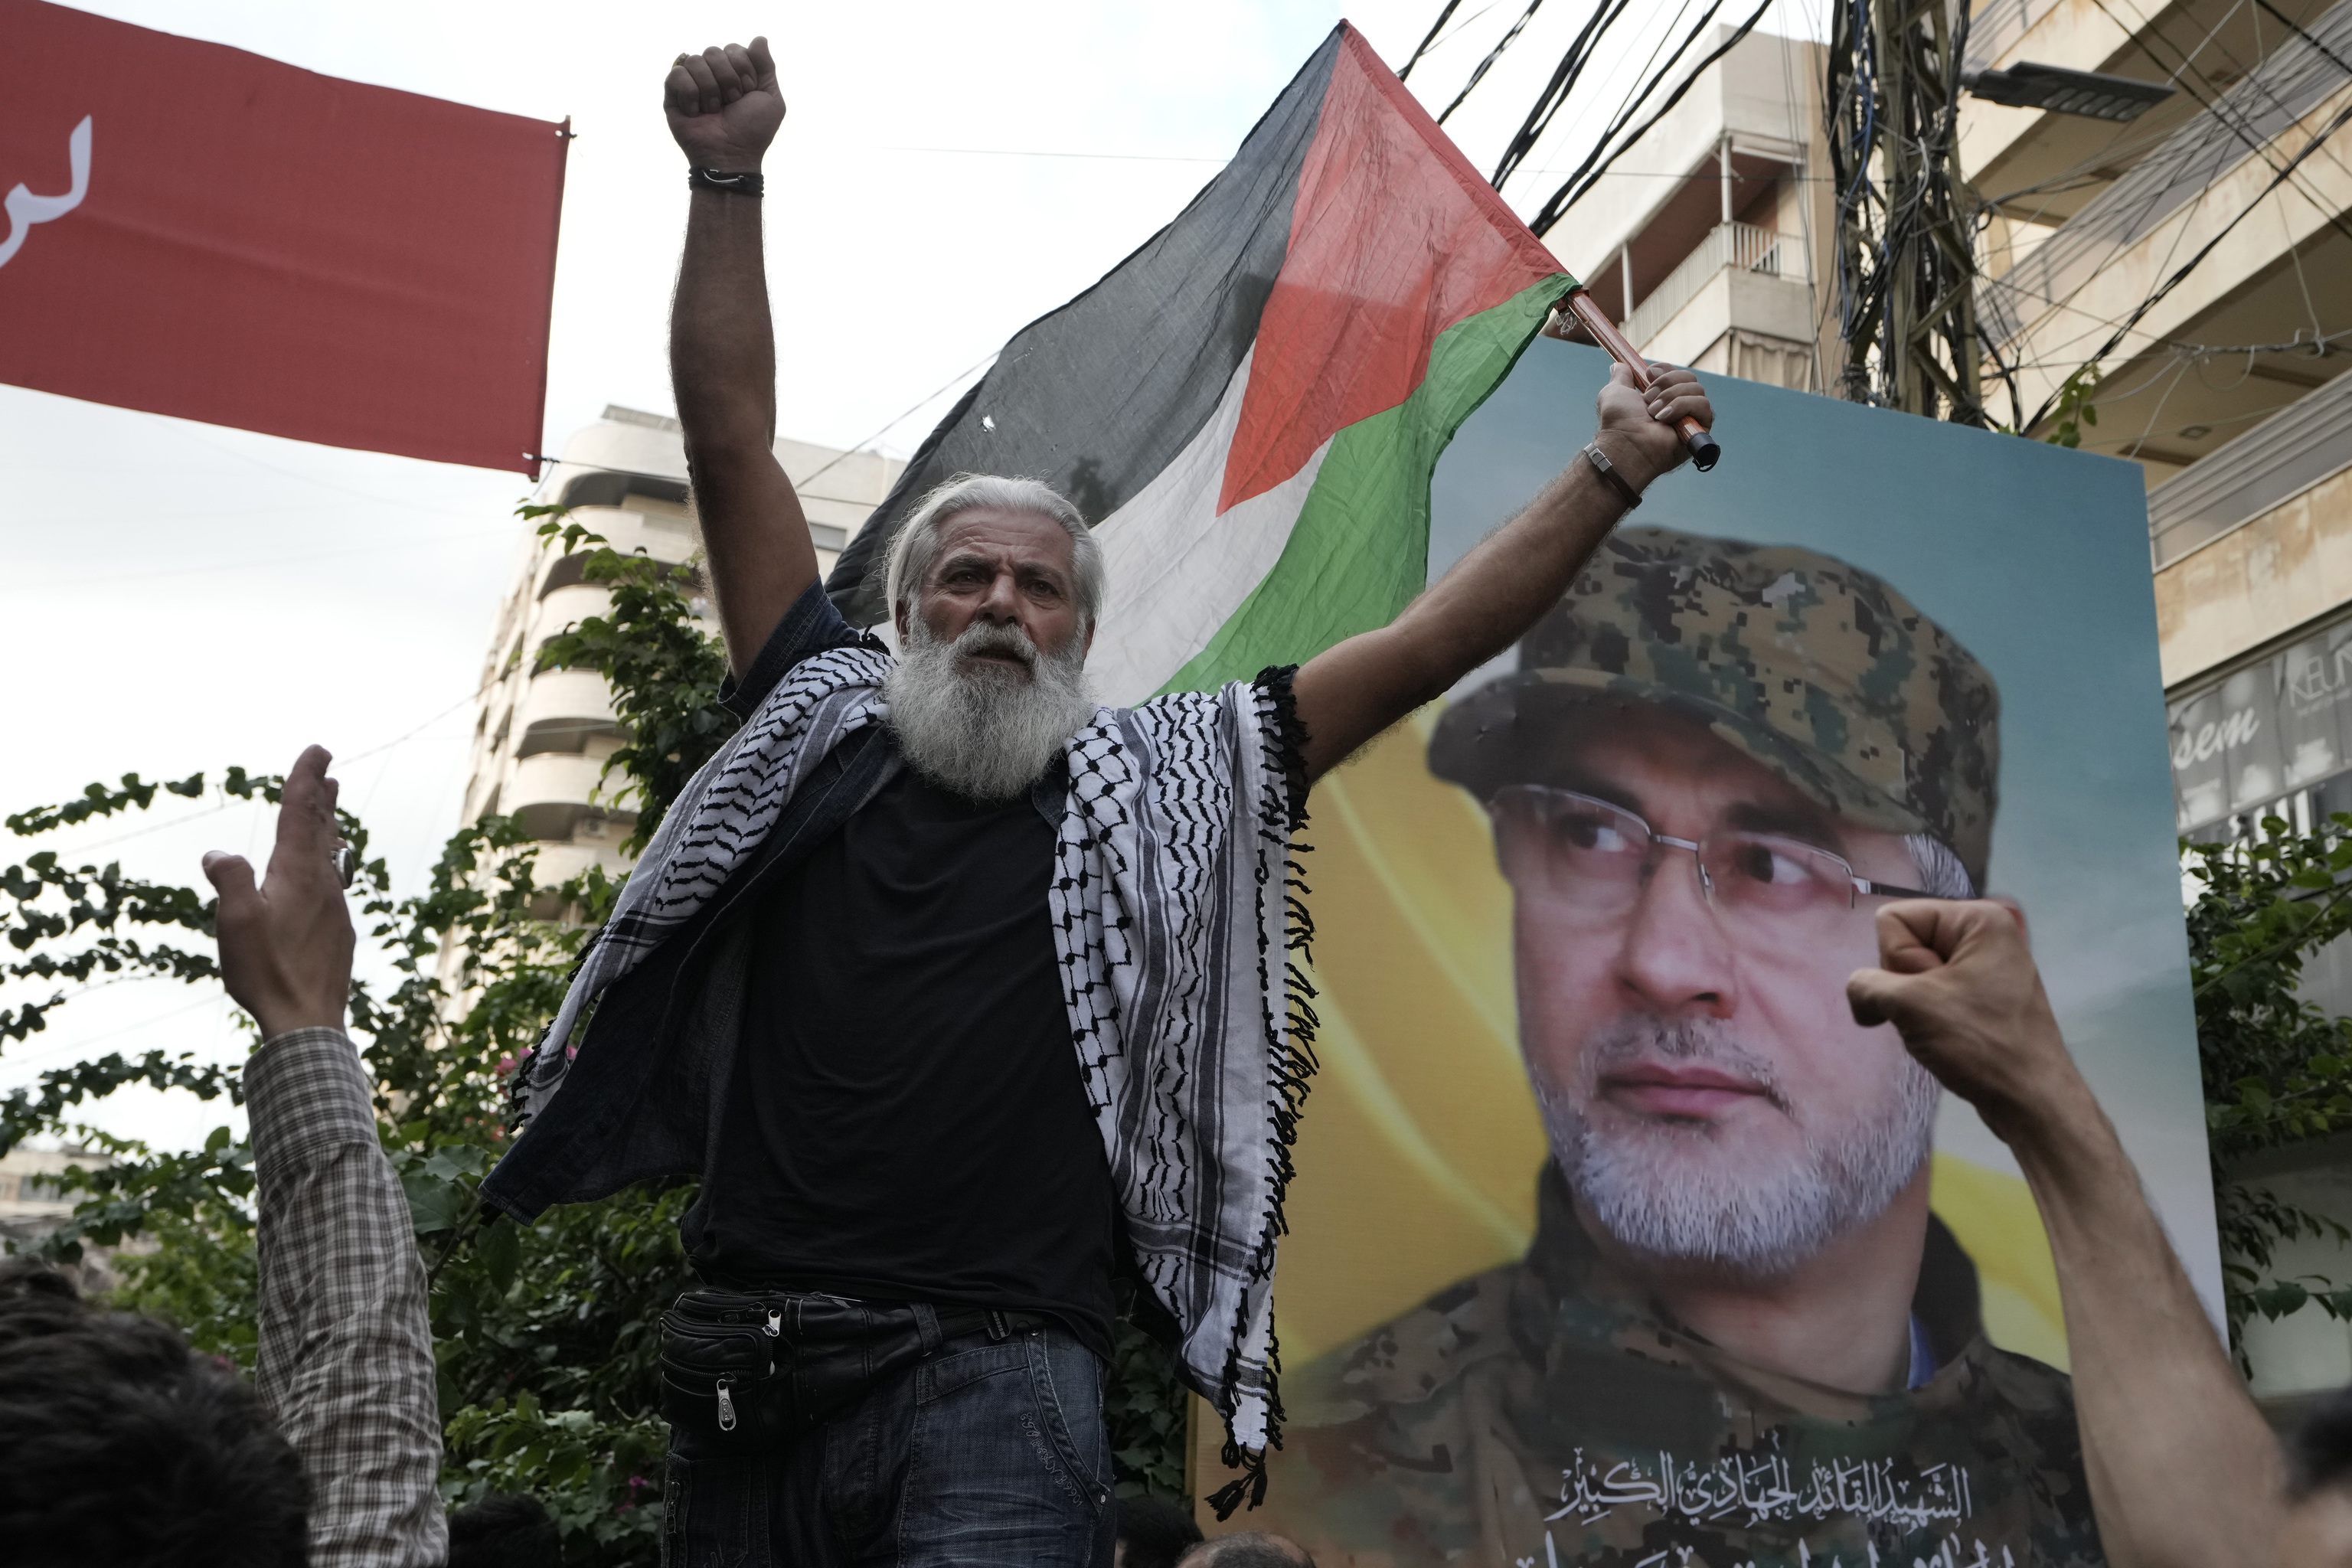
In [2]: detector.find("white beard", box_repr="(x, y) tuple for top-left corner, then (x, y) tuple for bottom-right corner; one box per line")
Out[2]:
(883, 617), (1097, 802)
(1536, 1014), (1939, 1278)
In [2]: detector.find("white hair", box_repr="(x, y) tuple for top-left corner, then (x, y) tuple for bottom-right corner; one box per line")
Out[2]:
(881, 474), (1106, 631)
(1540, 1013), (1940, 1279)
(883, 616), (1096, 801)
(1905, 834), (1977, 898)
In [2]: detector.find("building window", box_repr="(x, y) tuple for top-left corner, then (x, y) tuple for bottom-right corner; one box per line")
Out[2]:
(2171, 610), (2352, 841)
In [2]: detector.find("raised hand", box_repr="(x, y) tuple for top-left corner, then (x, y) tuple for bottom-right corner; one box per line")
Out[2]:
(1845, 899), (2078, 1145)
(665, 37), (786, 172)
(202, 745), (355, 1041)
(1595, 361), (1710, 486)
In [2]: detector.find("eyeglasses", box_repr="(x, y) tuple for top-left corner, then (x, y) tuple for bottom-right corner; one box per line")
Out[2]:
(1487, 786), (1939, 939)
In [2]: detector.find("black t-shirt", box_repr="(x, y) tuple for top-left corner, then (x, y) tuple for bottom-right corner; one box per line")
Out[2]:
(681, 762), (1118, 1360)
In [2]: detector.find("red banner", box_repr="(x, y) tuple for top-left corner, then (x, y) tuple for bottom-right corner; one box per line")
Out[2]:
(0, 0), (565, 474)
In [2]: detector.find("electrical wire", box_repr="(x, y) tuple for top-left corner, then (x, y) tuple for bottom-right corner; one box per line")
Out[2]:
(1824, 0), (1985, 419)
(1592, 0), (1700, 152)
(1987, 0), (2352, 373)
(2084, 0), (2352, 253)
(2024, 83), (2352, 429)
(1439, 0), (1553, 124)
(1488, 0), (1638, 189)
(786, 353), (998, 496)
(1527, 0), (1780, 237)
(1399, 0), (1467, 81)
(2261, 0), (2352, 76)
(1426, 2), (1509, 64)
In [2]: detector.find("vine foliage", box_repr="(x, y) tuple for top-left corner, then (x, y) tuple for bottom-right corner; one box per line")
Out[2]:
(2187, 815), (2352, 1357)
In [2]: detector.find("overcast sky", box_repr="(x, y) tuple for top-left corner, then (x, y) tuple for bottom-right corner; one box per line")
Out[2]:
(1, 0), (1821, 1150)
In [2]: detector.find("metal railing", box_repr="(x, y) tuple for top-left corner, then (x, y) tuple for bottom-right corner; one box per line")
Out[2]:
(1623, 223), (1802, 351)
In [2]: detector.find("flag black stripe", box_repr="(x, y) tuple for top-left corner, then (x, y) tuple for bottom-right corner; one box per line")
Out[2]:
(826, 25), (1346, 627)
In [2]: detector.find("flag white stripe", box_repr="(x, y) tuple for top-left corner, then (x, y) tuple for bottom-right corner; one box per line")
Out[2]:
(1089, 346), (1335, 704)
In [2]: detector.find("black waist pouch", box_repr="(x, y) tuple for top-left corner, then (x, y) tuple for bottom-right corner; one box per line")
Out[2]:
(658, 1289), (947, 1444)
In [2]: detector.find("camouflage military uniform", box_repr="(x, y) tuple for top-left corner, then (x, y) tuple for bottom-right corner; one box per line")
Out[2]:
(1243, 530), (2094, 1563)
(1253, 1169), (2101, 1568)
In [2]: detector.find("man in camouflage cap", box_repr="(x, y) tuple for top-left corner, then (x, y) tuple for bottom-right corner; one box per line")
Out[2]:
(1249, 528), (2101, 1566)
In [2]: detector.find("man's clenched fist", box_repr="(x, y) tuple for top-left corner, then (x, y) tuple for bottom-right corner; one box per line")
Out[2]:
(667, 37), (786, 172)
(1846, 899), (2086, 1147)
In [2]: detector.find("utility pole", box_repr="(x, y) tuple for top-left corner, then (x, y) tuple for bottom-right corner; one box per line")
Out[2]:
(1827, 0), (1986, 423)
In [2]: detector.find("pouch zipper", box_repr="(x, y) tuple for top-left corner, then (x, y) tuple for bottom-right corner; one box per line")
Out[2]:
(716, 1375), (737, 1432)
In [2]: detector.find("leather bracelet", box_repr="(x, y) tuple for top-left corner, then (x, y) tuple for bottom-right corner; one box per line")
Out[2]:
(688, 167), (764, 198)
(1581, 441), (1642, 511)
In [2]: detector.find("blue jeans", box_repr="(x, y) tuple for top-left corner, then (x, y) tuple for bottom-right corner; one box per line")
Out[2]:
(660, 1324), (1116, 1567)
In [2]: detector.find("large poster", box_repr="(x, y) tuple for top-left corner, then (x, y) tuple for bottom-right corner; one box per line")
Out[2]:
(1198, 342), (2215, 1566)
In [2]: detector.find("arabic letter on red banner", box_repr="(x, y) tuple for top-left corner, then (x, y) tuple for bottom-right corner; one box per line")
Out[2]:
(0, 0), (565, 474)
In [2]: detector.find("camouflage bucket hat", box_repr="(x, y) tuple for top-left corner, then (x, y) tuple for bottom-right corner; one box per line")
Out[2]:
(1429, 525), (2002, 887)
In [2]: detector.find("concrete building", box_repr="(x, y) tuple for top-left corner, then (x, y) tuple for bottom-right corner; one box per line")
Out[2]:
(0, 1144), (87, 1230)
(456, 407), (903, 896)
(1958, 0), (2352, 1421)
(1543, 27), (1834, 393)
(1961, 0), (2352, 713)
(0, 1143), (149, 1292)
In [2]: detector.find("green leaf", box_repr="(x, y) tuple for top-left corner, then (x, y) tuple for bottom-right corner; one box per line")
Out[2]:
(476, 1215), (521, 1295)
(401, 1171), (472, 1236)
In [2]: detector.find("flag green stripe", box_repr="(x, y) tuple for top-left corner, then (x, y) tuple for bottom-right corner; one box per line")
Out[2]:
(1160, 276), (1568, 696)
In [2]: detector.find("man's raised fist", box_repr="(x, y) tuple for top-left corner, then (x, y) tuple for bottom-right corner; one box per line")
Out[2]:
(666, 38), (785, 172)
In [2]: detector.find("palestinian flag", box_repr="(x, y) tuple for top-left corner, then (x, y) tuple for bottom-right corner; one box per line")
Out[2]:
(826, 23), (1573, 701)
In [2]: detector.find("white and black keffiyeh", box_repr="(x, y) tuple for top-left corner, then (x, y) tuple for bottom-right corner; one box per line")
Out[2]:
(518, 644), (1315, 1496)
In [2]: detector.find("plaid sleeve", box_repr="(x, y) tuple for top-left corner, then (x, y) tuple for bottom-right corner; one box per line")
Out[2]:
(246, 1027), (446, 1568)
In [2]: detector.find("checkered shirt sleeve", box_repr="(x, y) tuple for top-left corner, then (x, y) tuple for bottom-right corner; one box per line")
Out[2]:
(246, 1027), (446, 1568)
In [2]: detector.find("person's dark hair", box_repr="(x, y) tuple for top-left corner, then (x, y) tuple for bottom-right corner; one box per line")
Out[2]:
(1177, 1530), (1318, 1568)
(448, 1491), (563, 1568)
(0, 1254), (309, 1566)
(1116, 1491), (1204, 1568)
(2292, 1383), (2352, 1498)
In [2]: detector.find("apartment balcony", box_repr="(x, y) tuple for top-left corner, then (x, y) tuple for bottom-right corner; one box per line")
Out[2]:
(513, 668), (619, 759)
(1976, 2), (2352, 463)
(2152, 371), (2352, 686)
(1540, 26), (1826, 328)
(506, 752), (634, 844)
(526, 841), (635, 913)
(1625, 222), (1818, 390)
(779, 437), (905, 553)
(1965, 2), (2341, 226)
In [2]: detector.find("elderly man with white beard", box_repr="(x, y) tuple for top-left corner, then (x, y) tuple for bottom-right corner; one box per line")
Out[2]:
(475, 37), (1713, 1568)
(1249, 527), (2107, 1568)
